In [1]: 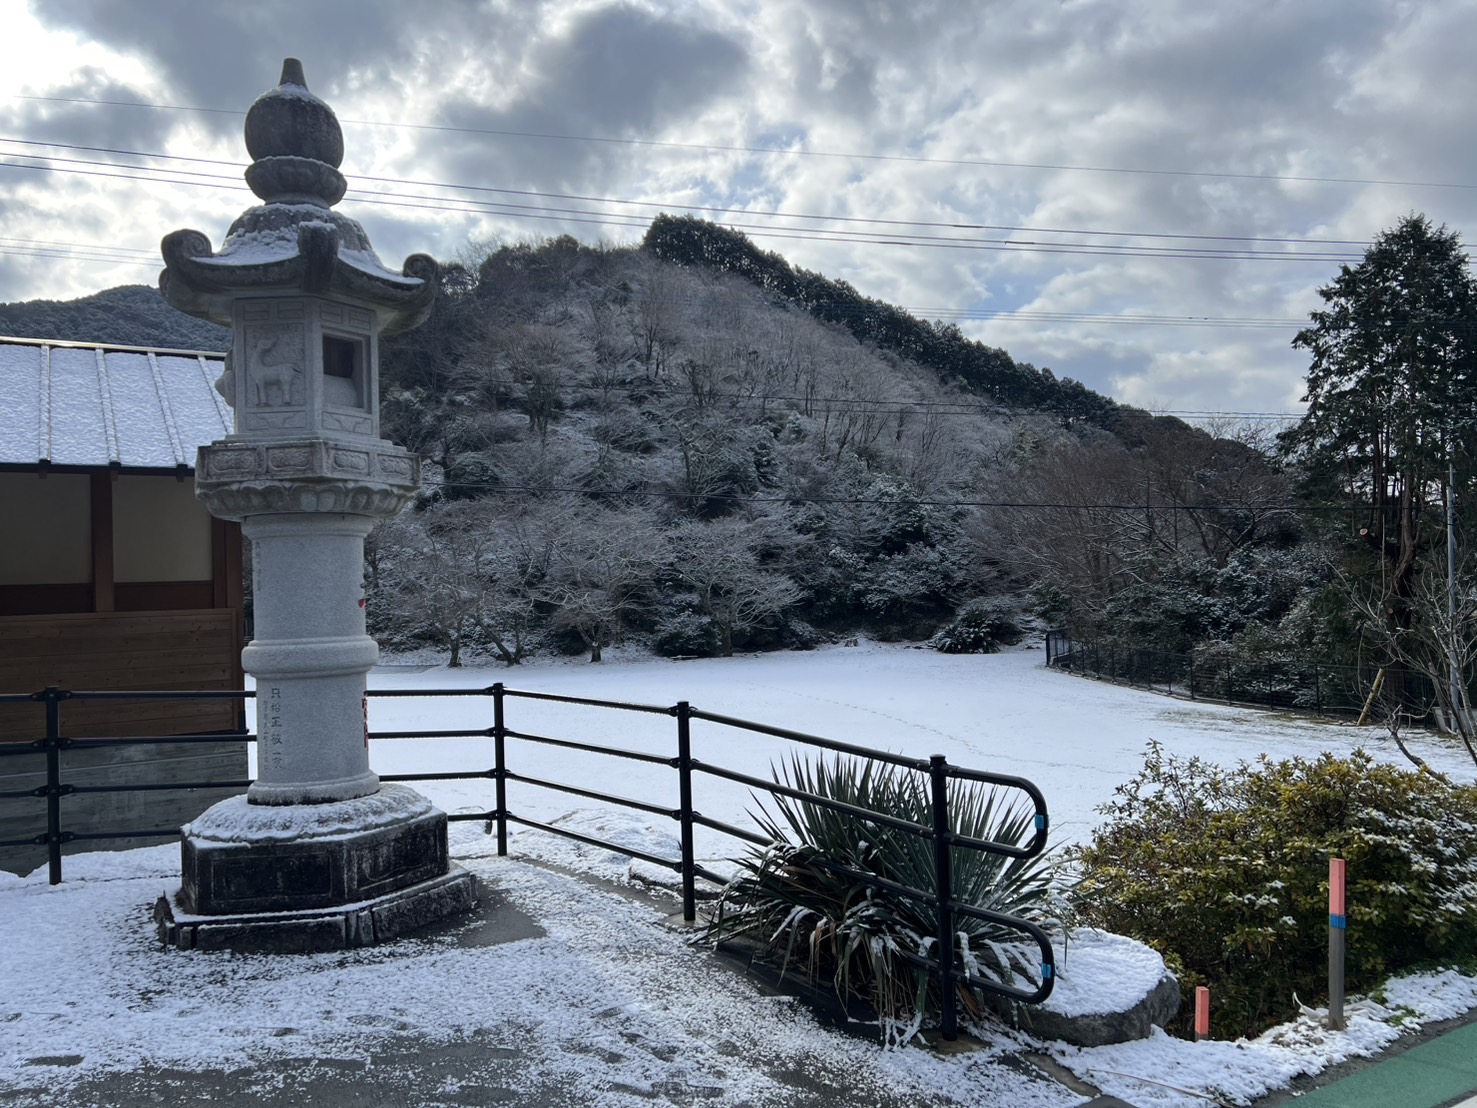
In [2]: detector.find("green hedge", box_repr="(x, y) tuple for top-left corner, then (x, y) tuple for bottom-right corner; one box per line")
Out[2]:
(1070, 743), (1477, 1038)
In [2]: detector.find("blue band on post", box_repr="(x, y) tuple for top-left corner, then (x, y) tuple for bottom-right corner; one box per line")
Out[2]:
(1042, 963), (1053, 979)
(1330, 914), (1346, 930)
(1034, 814), (1046, 830)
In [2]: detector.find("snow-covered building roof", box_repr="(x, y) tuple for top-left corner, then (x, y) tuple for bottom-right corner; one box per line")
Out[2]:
(0, 336), (230, 470)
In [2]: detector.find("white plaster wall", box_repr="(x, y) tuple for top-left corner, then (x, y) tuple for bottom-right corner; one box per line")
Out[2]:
(113, 475), (212, 582)
(0, 471), (90, 584)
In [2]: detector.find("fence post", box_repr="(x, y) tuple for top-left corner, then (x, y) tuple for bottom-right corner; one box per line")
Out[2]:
(1314, 667), (1323, 716)
(36, 686), (68, 885)
(492, 683), (508, 856)
(929, 754), (958, 1041)
(675, 701), (697, 924)
(1189, 657), (1196, 700)
(1329, 857), (1346, 1031)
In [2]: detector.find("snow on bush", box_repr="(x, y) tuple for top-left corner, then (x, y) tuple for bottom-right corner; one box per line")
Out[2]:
(1069, 741), (1477, 1038)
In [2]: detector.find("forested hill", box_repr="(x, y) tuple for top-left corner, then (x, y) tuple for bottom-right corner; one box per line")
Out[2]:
(0, 283), (228, 350)
(642, 214), (1119, 428)
(1, 218), (1117, 426)
(2, 221), (1290, 668)
(358, 222), (1289, 665)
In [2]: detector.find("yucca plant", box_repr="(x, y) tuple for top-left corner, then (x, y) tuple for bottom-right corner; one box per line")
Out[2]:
(705, 754), (1057, 1044)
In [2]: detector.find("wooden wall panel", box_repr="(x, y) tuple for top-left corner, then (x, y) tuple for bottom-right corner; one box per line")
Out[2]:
(0, 584), (92, 616)
(0, 609), (244, 743)
(115, 581), (215, 611)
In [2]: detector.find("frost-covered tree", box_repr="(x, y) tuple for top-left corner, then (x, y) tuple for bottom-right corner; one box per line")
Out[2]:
(538, 506), (664, 662)
(668, 516), (801, 655)
(370, 501), (538, 667)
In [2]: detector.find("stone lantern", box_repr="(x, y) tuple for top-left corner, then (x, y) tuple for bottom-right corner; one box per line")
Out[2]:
(153, 59), (476, 952)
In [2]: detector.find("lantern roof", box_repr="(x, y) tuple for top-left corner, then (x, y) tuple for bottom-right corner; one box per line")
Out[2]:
(159, 59), (438, 335)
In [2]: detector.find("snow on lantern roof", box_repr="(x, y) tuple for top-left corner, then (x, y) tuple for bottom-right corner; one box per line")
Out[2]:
(159, 58), (438, 334)
(0, 336), (230, 469)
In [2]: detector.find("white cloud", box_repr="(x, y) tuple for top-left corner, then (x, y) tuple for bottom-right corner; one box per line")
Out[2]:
(5, 0), (1476, 418)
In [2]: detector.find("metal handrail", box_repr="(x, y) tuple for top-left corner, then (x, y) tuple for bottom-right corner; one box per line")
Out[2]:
(0, 679), (1055, 1036)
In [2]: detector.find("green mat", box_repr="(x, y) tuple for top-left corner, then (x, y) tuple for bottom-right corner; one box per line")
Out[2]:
(1291, 1022), (1477, 1108)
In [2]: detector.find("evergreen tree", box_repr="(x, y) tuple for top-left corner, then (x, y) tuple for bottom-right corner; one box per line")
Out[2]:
(1280, 214), (1477, 638)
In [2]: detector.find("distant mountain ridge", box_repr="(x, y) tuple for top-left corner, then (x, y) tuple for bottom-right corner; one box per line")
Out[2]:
(642, 214), (1120, 429)
(0, 284), (229, 351)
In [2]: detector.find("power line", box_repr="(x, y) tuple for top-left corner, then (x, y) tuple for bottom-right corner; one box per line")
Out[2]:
(438, 376), (1303, 421)
(0, 141), (1372, 259)
(0, 235), (159, 265)
(920, 309), (1305, 327)
(421, 478), (1306, 513)
(0, 138), (1385, 249)
(14, 92), (1477, 193)
(0, 153), (1375, 263)
(0, 246), (157, 266)
(0, 231), (1327, 339)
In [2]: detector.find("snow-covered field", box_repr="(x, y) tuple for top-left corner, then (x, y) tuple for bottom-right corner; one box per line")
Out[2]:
(353, 642), (1477, 852)
(5, 644), (1477, 1108)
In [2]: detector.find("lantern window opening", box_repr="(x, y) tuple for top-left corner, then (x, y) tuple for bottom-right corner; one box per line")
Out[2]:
(321, 332), (366, 410)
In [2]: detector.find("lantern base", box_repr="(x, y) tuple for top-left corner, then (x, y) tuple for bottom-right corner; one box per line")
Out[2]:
(155, 866), (477, 954)
(156, 784), (477, 953)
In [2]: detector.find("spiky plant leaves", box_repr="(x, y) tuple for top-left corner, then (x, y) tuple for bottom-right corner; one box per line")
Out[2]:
(706, 753), (1057, 1043)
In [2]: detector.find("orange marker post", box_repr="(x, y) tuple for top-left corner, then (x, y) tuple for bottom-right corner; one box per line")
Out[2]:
(1329, 857), (1346, 1031)
(1194, 986), (1210, 1041)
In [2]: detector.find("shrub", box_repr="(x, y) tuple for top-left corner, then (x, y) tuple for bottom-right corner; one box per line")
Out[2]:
(781, 617), (822, 651)
(933, 597), (1022, 654)
(706, 755), (1057, 1044)
(1070, 743), (1477, 1038)
(652, 609), (720, 658)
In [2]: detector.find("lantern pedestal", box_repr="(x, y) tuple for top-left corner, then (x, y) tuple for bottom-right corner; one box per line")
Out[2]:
(155, 785), (476, 953)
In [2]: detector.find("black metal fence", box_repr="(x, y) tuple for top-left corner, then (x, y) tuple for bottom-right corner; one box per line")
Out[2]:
(0, 682), (1055, 1035)
(1044, 630), (1439, 720)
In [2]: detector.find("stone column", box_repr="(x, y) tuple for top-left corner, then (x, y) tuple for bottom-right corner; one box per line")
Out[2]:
(244, 511), (379, 805)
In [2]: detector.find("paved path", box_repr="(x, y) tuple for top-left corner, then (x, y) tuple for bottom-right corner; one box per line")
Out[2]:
(1289, 1022), (1477, 1108)
(1256, 1018), (1477, 1108)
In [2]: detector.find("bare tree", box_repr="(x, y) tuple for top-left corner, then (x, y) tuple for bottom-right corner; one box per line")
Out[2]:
(632, 265), (681, 379)
(371, 502), (537, 667)
(496, 324), (571, 444)
(669, 517), (801, 655)
(1352, 553), (1477, 767)
(537, 506), (664, 662)
(992, 438), (1144, 622)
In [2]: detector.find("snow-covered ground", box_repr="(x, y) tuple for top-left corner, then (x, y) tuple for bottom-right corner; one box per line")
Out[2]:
(5, 643), (1477, 1107)
(352, 642), (1477, 852)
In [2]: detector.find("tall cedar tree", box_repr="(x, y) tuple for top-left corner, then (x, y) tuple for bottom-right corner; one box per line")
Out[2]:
(1280, 215), (1477, 635)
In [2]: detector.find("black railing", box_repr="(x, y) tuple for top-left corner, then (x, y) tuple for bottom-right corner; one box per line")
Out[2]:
(0, 682), (1055, 1035)
(1045, 630), (1440, 720)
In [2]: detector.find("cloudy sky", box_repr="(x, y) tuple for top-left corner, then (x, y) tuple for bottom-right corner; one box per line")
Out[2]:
(2, 0), (1475, 421)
